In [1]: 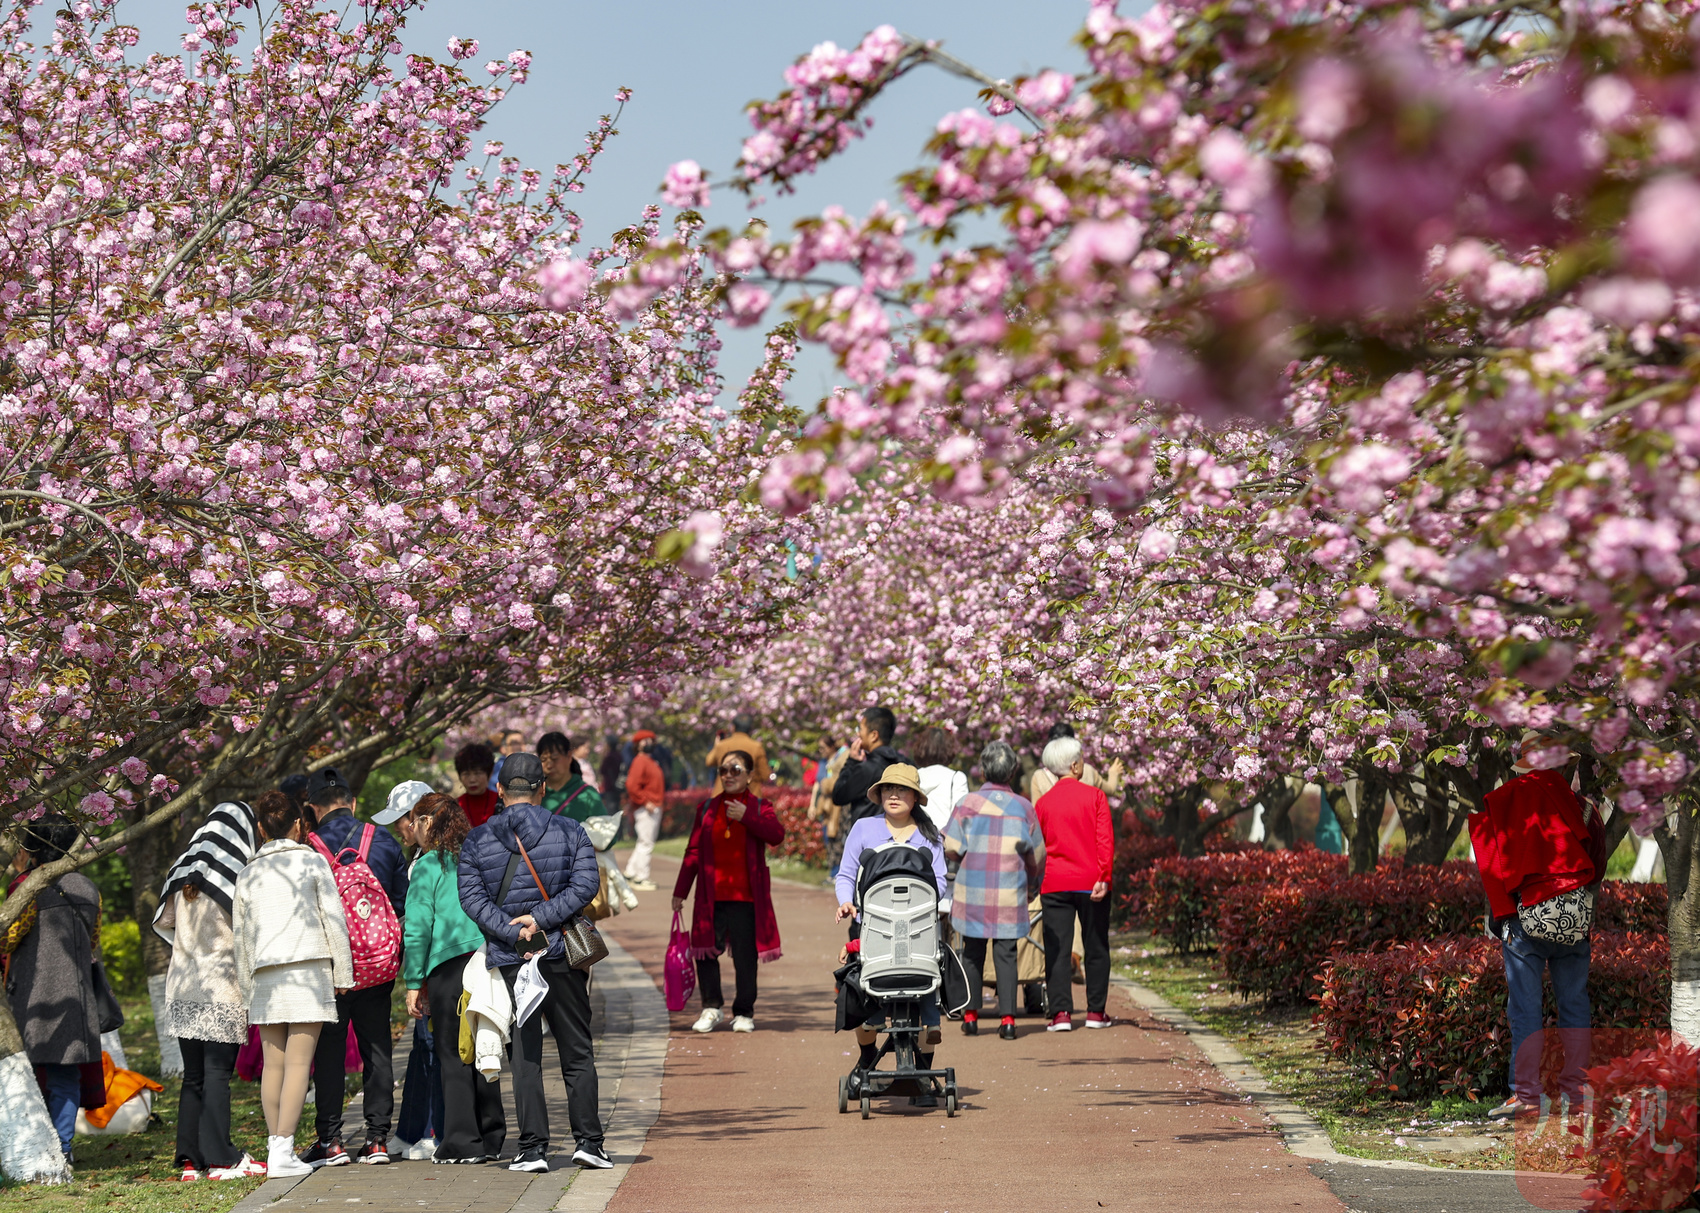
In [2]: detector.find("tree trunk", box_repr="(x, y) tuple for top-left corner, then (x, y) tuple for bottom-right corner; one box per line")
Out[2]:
(128, 803), (186, 1077)
(1262, 788), (1298, 850)
(1395, 772), (1470, 866)
(1333, 775), (1385, 875)
(1159, 785), (1207, 858)
(1656, 803), (1699, 1046)
(0, 994), (71, 1183)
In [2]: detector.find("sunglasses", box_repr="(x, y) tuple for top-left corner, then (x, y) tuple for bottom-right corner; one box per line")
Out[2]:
(718, 765), (749, 776)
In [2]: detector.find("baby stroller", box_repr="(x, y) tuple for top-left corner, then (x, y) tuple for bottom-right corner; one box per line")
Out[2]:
(835, 842), (965, 1118)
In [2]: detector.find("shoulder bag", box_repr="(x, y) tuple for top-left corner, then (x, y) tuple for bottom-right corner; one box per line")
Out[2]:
(1516, 884), (1595, 946)
(504, 832), (609, 971)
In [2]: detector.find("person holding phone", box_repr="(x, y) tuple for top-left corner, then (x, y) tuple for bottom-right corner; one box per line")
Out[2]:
(672, 752), (785, 1034)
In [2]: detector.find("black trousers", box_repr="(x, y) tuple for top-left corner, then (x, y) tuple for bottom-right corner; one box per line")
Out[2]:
(428, 953), (506, 1160)
(695, 900), (758, 1018)
(176, 1037), (241, 1170)
(313, 979), (395, 1144)
(500, 958), (602, 1153)
(962, 936), (1020, 1017)
(1041, 892), (1111, 1016)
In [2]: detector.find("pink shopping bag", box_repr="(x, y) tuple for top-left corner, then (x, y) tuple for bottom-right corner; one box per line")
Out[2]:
(238, 1022), (362, 1080)
(664, 911), (696, 1013)
(235, 1025), (263, 1082)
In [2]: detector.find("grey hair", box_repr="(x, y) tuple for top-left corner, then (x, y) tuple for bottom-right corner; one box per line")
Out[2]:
(980, 740), (1021, 786)
(1041, 736), (1083, 776)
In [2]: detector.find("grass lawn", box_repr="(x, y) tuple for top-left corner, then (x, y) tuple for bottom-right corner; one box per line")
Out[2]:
(0, 982), (397, 1210)
(1109, 929), (1585, 1173)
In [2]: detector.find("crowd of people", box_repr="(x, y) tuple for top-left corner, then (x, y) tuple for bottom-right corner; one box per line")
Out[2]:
(0, 705), (1603, 1181)
(805, 710), (1118, 1043)
(3, 731), (642, 1180)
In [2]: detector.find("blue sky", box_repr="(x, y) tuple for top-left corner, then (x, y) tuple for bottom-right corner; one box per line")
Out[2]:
(108, 0), (1100, 402)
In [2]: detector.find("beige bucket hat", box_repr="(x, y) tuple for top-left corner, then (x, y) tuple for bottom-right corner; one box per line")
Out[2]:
(870, 762), (927, 806)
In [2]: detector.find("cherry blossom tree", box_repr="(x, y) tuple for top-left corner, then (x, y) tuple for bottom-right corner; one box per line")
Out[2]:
(0, 0), (825, 1178)
(645, 0), (1700, 1038)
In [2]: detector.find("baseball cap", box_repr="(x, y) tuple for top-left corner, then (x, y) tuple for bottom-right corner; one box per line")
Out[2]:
(304, 767), (354, 804)
(374, 779), (434, 825)
(497, 752), (545, 793)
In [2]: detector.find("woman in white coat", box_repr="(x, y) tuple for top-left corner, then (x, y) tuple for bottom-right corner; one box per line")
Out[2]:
(912, 728), (970, 821)
(233, 791), (354, 1177)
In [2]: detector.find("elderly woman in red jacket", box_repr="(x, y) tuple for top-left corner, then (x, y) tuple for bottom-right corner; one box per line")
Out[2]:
(671, 751), (784, 1034)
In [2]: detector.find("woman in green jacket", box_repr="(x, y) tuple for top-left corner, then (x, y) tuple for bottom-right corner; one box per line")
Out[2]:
(404, 794), (506, 1164)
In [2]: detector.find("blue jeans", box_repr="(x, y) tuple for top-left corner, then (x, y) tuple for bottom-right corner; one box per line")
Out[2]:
(395, 1017), (442, 1145)
(40, 1064), (79, 1154)
(1502, 920), (1591, 1102)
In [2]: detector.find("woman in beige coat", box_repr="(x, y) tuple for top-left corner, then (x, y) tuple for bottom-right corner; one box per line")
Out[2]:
(233, 792), (354, 1177)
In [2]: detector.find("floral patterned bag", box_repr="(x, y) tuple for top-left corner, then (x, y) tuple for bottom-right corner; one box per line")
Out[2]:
(1516, 885), (1595, 946)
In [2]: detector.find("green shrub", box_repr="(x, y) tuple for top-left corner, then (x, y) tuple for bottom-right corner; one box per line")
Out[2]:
(100, 918), (144, 996)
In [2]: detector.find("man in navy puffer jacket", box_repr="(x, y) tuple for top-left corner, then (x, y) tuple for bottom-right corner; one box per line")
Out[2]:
(459, 752), (608, 1173)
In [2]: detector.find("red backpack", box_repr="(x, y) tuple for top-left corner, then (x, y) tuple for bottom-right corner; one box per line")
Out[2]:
(309, 823), (402, 991)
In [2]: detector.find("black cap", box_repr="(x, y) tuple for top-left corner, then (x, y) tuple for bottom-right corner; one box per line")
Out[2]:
(304, 767), (354, 804)
(497, 752), (544, 793)
(279, 773), (309, 802)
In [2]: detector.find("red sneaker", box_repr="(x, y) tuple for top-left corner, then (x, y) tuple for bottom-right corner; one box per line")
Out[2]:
(1046, 1012), (1073, 1032)
(1085, 1012), (1110, 1029)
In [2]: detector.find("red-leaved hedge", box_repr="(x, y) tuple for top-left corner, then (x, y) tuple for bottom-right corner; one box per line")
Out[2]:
(1313, 933), (1672, 1100)
(1129, 848), (1346, 952)
(1192, 859), (1665, 1001)
(1111, 813), (1249, 929)
(1573, 1034), (1699, 1211)
(1216, 860), (1486, 1002)
(1593, 881), (1670, 935)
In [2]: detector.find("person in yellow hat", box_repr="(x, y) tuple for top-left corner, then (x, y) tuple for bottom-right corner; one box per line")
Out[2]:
(832, 763), (949, 1105)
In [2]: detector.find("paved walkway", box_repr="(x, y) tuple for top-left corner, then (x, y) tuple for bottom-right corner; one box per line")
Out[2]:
(597, 855), (1344, 1213)
(231, 928), (665, 1213)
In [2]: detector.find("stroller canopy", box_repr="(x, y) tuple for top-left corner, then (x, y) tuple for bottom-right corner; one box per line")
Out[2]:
(857, 841), (942, 903)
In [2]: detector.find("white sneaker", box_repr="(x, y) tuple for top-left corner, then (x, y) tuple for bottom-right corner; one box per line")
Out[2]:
(628, 879), (658, 892)
(691, 1008), (724, 1033)
(731, 1015), (755, 1033)
(404, 1137), (437, 1161)
(209, 1153), (268, 1180)
(266, 1137), (312, 1179)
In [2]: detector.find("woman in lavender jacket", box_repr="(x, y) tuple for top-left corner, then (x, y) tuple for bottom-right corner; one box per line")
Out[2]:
(833, 763), (949, 1105)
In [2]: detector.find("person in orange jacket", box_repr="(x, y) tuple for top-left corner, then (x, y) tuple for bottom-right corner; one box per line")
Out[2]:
(623, 731), (666, 891)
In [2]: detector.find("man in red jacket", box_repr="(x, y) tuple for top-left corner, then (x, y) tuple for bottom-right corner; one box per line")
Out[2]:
(623, 731), (666, 891)
(1470, 735), (1606, 1120)
(1034, 735), (1114, 1032)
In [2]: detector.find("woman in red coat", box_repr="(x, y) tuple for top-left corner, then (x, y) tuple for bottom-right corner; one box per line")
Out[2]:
(671, 751), (784, 1034)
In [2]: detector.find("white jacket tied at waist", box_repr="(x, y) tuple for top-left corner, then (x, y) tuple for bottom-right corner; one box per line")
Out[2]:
(462, 948), (513, 1079)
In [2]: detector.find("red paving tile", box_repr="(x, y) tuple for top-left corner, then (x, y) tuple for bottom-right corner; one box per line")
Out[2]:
(600, 856), (1345, 1213)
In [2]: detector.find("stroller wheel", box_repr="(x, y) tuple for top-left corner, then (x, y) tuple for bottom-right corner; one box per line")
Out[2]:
(945, 1089), (958, 1117)
(838, 1075), (849, 1114)
(860, 1091), (871, 1119)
